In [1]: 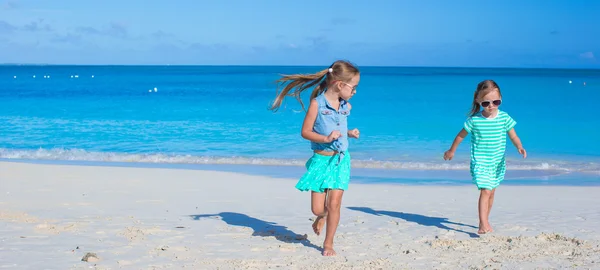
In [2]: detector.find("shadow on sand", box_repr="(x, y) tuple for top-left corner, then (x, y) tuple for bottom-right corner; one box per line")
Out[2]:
(190, 212), (321, 251)
(347, 206), (479, 238)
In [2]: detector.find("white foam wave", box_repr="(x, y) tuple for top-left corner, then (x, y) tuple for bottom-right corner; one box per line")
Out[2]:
(0, 148), (595, 172)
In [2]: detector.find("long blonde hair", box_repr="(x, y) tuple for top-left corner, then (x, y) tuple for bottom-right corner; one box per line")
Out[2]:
(469, 80), (502, 116)
(269, 60), (359, 112)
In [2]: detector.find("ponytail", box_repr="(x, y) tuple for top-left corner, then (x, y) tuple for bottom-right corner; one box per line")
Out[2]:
(269, 69), (329, 112)
(269, 60), (360, 112)
(468, 91), (481, 117)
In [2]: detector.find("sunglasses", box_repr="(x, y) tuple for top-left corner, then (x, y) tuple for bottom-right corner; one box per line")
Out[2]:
(480, 99), (502, 107)
(338, 81), (358, 92)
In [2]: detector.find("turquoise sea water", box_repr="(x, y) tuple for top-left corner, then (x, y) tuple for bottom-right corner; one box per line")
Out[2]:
(1, 65), (599, 185)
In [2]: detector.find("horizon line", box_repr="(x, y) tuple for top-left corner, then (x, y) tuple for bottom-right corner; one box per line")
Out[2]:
(1, 63), (599, 71)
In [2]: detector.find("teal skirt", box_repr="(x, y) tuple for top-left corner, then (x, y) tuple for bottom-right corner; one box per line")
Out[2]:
(295, 152), (351, 193)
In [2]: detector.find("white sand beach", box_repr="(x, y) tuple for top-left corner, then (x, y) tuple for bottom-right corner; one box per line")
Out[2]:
(1, 161), (599, 269)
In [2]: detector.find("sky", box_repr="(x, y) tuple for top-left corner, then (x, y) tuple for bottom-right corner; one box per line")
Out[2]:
(0, 0), (599, 68)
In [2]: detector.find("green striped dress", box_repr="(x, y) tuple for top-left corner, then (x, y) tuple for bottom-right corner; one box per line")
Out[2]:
(464, 110), (516, 190)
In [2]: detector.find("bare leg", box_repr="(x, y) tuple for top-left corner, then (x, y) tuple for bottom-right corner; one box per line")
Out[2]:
(323, 189), (344, 256)
(478, 189), (493, 234)
(487, 188), (496, 232)
(311, 191), (327, 235)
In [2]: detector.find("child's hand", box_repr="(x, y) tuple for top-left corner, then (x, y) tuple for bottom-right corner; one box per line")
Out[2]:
(325, 130), (341, 143)
(348, 128), (360, 139)
(518, 148), (527, 158)
(443, 150), (455, 161)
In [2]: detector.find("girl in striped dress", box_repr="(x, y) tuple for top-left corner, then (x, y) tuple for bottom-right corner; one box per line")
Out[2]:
(443, 80), (527, 234)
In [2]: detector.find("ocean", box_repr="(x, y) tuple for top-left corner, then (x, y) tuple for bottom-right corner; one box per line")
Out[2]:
(1, 65), (599, 185)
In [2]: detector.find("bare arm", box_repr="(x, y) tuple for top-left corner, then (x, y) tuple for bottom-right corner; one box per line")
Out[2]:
(443, 129), (468, 160)
(508, 128), (527, 158)
(507, 128), (523, 149)
(346, 102), (356, 137)
(301, 99), (330, 143)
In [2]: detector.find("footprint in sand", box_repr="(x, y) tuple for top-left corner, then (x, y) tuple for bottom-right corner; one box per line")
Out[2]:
(0, 211), (41, 223)
(118, 226), (169, 242)
(507, 225), (529, 231)
(279, 244), (296, 252)
(440, 230), (456, 237)
(35, 222), (83, 234)
(117, 260), (134, 266)
(353, 218), (365, 224)
(118, 226), (147, 242)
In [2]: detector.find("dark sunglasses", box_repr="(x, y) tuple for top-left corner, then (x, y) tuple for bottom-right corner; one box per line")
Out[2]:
(480, 99), (502, 107)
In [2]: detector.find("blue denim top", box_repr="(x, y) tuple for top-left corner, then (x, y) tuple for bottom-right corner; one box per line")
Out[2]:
(310, 92), (350, 159)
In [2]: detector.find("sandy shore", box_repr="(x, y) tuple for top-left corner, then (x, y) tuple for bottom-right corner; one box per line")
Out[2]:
(1, 161), (599, 269)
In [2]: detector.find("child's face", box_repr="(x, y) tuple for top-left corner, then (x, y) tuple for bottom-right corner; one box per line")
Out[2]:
(478, 90), (502, 114)
(337, 74), (360, 100)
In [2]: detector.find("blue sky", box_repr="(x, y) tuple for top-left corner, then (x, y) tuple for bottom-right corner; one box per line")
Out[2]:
(0, 0), (598, 68)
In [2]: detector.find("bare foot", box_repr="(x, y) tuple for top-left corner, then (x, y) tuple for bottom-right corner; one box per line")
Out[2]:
(322, 246), (336, 256)
(478, 226), (492, 234)
(312, 216), (326, 235)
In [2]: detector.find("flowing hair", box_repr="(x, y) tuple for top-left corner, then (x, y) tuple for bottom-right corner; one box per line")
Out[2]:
(269, 60), (359, 112)
(469, 80), (503, 116)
